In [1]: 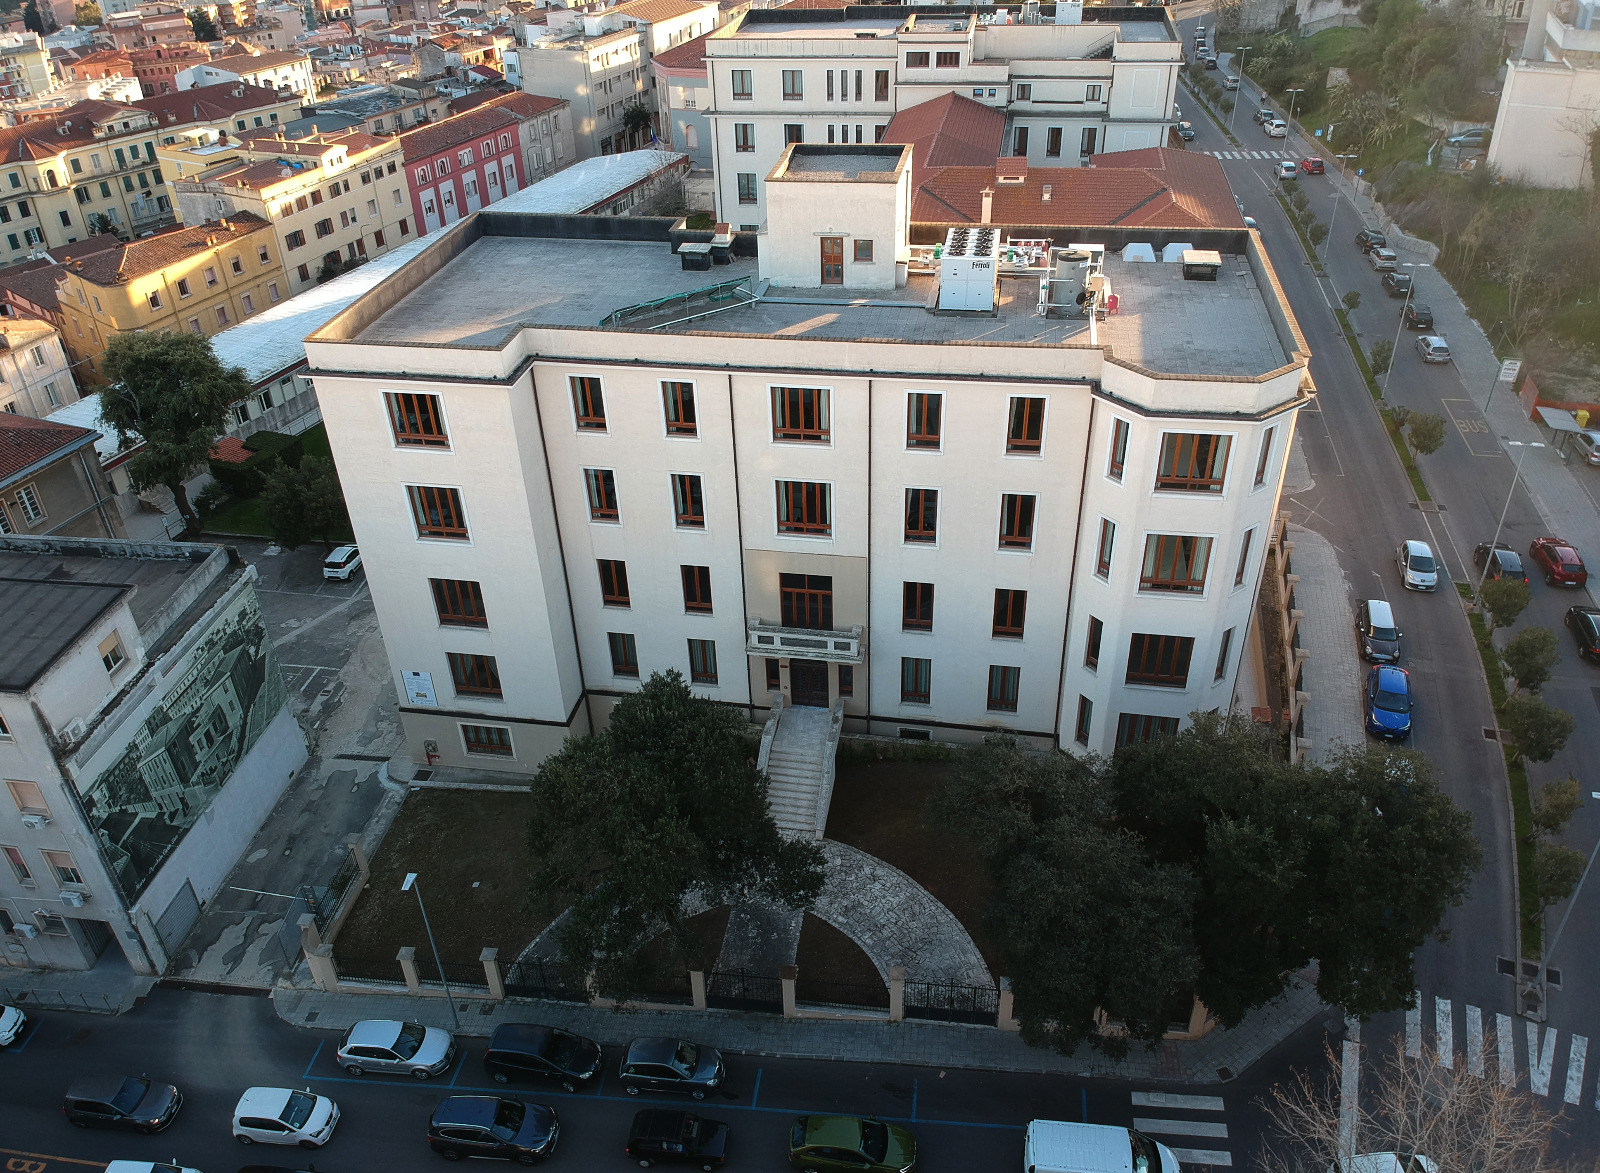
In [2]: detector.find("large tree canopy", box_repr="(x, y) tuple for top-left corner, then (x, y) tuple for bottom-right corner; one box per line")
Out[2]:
(527, 671), (824, 996)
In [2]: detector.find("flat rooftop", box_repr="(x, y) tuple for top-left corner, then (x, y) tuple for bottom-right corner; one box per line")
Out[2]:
(355, 235), (1285, 377)
(720, 18), (902, 39)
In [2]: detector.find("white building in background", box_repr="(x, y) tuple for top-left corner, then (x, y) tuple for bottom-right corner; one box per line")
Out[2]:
(704, 4), (1184, 228)
(1487, 0), (1600, 190)
(0, 318), (78, 419)
(304, 140), (1310, 775)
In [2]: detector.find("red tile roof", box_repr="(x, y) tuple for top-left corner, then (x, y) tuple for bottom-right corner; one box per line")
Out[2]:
(209, 435), (250, 464)
(0, 414), (98, 482)
(63, 213), (273, 286)
(396, 102), (518, 160)
(651, 30), (709, 72)
(608, 0), (709, 21)
(883, 92), (1006, 175)
(132, 81), (289, 125)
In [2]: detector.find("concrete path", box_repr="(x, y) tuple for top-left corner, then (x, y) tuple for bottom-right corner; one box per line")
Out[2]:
(1288, 526), (1367, 764)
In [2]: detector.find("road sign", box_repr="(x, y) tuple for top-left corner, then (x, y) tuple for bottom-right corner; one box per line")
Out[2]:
(1499, 359), (1522, 383)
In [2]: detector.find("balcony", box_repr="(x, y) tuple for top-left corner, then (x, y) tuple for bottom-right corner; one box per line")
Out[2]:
(746, 618), (864, 664)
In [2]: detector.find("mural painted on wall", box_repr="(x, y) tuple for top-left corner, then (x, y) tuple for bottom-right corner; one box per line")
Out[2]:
(76, 589), (288, 899)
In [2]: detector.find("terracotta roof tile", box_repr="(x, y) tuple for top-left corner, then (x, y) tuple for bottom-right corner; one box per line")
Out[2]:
(651, 30), (709, 71)
(396, 103), (518, 160)
(64, 213), (274, 286)
(608, 0), (709, 21)
(209, 435), (250, 463)
(0, 414), (97, 483)
(132, 82), (289, 125)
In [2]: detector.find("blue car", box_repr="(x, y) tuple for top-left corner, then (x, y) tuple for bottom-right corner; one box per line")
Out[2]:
(1365, 665), (1413, 739)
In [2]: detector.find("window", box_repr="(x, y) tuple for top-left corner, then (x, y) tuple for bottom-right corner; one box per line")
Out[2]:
(935, 50), (960, 67)
(431, 578), (487, 627)
(784, 124), (804, 145)
(3, 844), (30, 883)
(374, 230), (385, 249)
(905, 51), (930, 68)
(1116, 713), (1179, 747)
(1126, 634), (1195, 688)
(875, 70), (889, 100)
(448, 652), (502, 698)
(737, 173), (757, 204)
(1014, 126), (1030, 156)
(1046, 127), (1062, 157)
(215, 305), (230, 326)
(734, 123), (754, 152)
(731, 69), (752, 99)
(782, 69), (803, 100)
(176, 277), (192, 298)
(688, 638), (718, 684)
(1085, 616), (1103, 669)
(1235, 527), (1255, 586)
(1109, 418), (1129, 480)
(776, 481), (831, 536)
(766, 658), (781, 689)
(259, 245), (270, 264)
(1096, 518), (1116, 577)
(188, 318), (202, 334)
(570, 376), (606, 430)
(241, 293), (254, 315)
(780, 573), (832, 629)
(37, 912), (68, 935)
(462, 723), (514, 757)
(900, 657), (931, 704)
(827, 70), (834, 101)
(387, 392), (448, 448)
(682, 565), (713, 613)
(97, 630), (125, 673)
(671, 473), (704, 528)
(999, 493), (1036, 550)
(993, 589), (1026, 638)
(314, 218), (334, 239)
(839, 665), (853, 696)
(1080, 127), (1098, 157)
(772, 386), (829, 442)
(585, 468), (619, 521)
(6, 779), (47, 816)
(902, 581), (934, 631)
(1085, 84), (1103, 102)
(407, 485), (469, 540)
(987, 665), (1019, 712)
(1254, 426), (1275, 487)
(598, 559), (631, 606)
(904, 488), (937, 542)
(1140, 535), (1213, 594)
(286, 229), (305, 249)
(661, 381), (696, 436)
(1015, 82), (1033, 100)
(297, 264), (310, 281)
(0, 710), (8, 739)
(1006, 397), (1045, 454)
(147, 290), (163, 311)
(42, 850), (83, 886)
(1215, 628), (1234, 682)
(15, 483), (44, 525)
(1075, 696), (1093, 745)
(230, 255), (243, 275)
(906, 393), (941, 449)
(1157, 433), (1231, 492)
(608, 632), (639, 677)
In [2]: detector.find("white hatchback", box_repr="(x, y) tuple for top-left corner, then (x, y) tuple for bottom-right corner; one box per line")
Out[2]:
(322, 545), (362, 581)
(0, 1004), (25, 1046)
(1397, 540), (1439, 591)
(233, 1086), (340, 1148)
(1264, 119), (1288, 137)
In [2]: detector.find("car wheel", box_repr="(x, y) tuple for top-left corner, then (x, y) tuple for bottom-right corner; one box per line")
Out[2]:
(691, 1089), (706, 1101)
(438, 1149), (463, 1162)
(300, 1139), (320, 1150)
(492, 1071), (509, 1084)
(625, 1084), (641, 1096)
(344, 1063), (365, 1076)
(516, 1156), (538, 1167)
(638, 1161), (653, 1169)
(236, 1135), (254, 1145)
(1547, 573), (1556, 586)
(412, 1068), (432, 1080)
(562, 1080), (576, 1093)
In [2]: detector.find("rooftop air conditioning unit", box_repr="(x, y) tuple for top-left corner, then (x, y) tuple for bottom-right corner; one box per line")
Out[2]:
(937, 225), (1000, 312)
(19, 813), (49, 830)
(60, 890), (87, 908)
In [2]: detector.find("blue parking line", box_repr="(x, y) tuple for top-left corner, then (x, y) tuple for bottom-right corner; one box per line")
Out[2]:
(911, 1078), (918, 1122)
(751, 1068), (762, 1108)
(448, 1061), (462, 1087)
(302, 1040), (324, 1080)
(11, 1018), (38, 1053)
(1081, 1088), (1088, 1122)
(594, 1067), (606, 1098)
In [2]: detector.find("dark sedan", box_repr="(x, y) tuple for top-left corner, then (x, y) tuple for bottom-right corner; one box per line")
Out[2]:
(627, 1109), (730, 1169)
(483, 1023), (602, 1093)
(427, 1096), (559, 1163)
(64, 1075), (182, 1133)
(620, 1038), (726, 1100)
(1566, 606), (1600, 661)
(1382, 271), (1413, 298)
(1474, 541), (1528, 584)
(1402, 302), (1434, 330)
(1355, 228), (1388, 252)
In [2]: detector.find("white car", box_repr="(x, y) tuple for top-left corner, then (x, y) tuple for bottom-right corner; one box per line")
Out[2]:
(1277, 160), (1299, 180)
(1573, 429), (1600, 465)
(1223, 74), (1240, 89)
(1264, 119), (1287, 137)
(0, 1004), (25, 1046)
(322, 545), (362, 581)
(1415, 335), (1451, 364)
(1397, 539), (1439, 592)
(1368, 247), (1398, 272)
(233, 1086), (340, 1148)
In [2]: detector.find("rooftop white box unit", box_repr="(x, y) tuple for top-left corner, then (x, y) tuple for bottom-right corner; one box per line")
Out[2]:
(937, 227), (1000, 312)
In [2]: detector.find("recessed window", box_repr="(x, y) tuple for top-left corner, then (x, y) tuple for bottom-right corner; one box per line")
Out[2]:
(734, 123), (754, 151)
(14, 483), (42, 525)
(854, 239), (873, 262)
(176, 277), (191, 298)
(37, 911), (69, 935)
(1015, 82), (1032, 100)
(98, 632), (125, 673)
(905, 51), (930, 68)
(608, 632), (639, 677)
(598, 559), (631, 607)
(672, 473), (704, 528)
(1157, 433), (1231, 493)
(906, 393), (941, 450)
(1006, 397), (1045, 454)
(407, 485), (469, 540)
(993, 589), (1026, 638)
(1085, 616), (1103, 669)
(584, 468), (619, 522)
(1140, 535), (1213, 594)
(0, 710), (9, 739)
(230, 255), (243, 275)
(42, 849), (83, 886)
(462, 723), (514, 757)
(935, 50), (960, 68)
(431, 578), (488, 627)
(386, 392), (449, 448)
(6, 779), (48, 816)
(571, 375), (606, 430)
(681, 565), (713, 613)
(447, 652), (502, 698)
(737, 173), (758, 203)
(782, 69), (803, 100)
(662, 380), (697, 436)
(1116, 713), (1179, 747)
(147, 290), (163, 310)
(776, 480), (831, 536)
(1215, 628), (1235, 681)
(1126, 634), (1195, 689)
(902, 581), (934, 631)
(688, 638), (718, 685)
(1075, 695), (1092, 745)
(904, 488), (938, 542)
(731, 69), (752, 99)
(900, 657), (931, 704)
(772, 386), (829, 442)
(1109, 418), (1129, 480)
(1096, 518), (1116, 577)
(215, 305), (230, 326)
(1255, 426), (1276, 487)
(999, 493), (1036, 550)
(765, 658), (781, 689)
(1235, 527), (1255, 586)
(986, 665), (1019, 712)
(2, 844), (30, 883)
(781, 573), (833, 630)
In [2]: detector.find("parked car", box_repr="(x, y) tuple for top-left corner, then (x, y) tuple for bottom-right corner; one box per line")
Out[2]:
(0, 1004), (25, 1046)
(233, 1087), (339, 1148)
(1528, 537), (1587, 587)
(1172, 103), (1182, 119)
(1402, 302), (1434, 330)
(322, 545), (361, 580)
(1242, 215), (1260, 230)
(1205, 55), (1220, 68)
(1565, 605), (1600, 661)
(788, 1115), (917, 1173)
(426, 1096), (559, 1163)
(1264, 119), (1287, 137)
(1474, 541), (1527, 584)
(627, 1109), (730, 1170)
(1175, 121), (1195, 141)
(1252, 107), (1273, 125)
(1415, 335), (1452, 364)
(1396, 539), (1439, 591)
(1223, 74), (1240, 89)
(1365, 665), (1414, 740)
(483, 1023), (603, 1093)
(620, 1038), (726, 1100)
(1355, 598), (1402, 664)
(1345, 1154), (1438, 1173)
(105, 1165), (201, 1173)
(1447, 128), (1488, 147)
(1573, 430), (1600, 465)
(64, 1075), (183, 1133)
(1354, 228), (1388, 252)
(1382, 271), (1413, 297)
(336, 1019), (455, 1079)
(1300, 156), (1325, 174)
(1367, 247), (1398, 272)
(1276, 160), (1298, 181)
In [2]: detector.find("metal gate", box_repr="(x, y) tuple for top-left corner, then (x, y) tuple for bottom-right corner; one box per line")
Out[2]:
(705, 969), (782, 1014)
(503, 957), (588, 1003)
(154, 881), (201, 956)
(903, 979), (999, 1026)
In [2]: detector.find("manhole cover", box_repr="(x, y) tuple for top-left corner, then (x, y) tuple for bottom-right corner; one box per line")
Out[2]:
(1483, 728), (1499, 740)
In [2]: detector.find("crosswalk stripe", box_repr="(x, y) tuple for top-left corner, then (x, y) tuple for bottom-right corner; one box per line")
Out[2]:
(1131, 1091), (1225, 1111)
(1170, 1148), (1233, 1166)
(1406, 995), (1421, 1057)
(1497, 1012), (1516, 1087)
(1134, 1118), (1229, 1138)
(1529, 1023), (1559, 1096)
(1566, 1035), (1587, 1105)
(1437, 996), (1454, 1069)
(1466, 1004), (1485, 1076)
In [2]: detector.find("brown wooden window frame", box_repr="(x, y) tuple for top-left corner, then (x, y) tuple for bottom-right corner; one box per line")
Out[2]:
(1235, 527), (1255, 586)
(608, 632), (639, 677)
(1156, 432), (1231, 493)
(935, 50), (960, 68)
(1006, 396), (1045, 455)
(386, 391), (449, 448)
(1254, 425), (1275, 487)
(999, 493), (1036, 550)
(902, 581), (934, 631)
(838, 664), (853, 697)
(1075, 695), (1092, 745)
(780, 573), (833, 630)
(407, 484), (469, 540)
(681, 564), (713, 613)
(598, 559), (630, 607)
(765, 658), (781, 688)
(1125, 633), (1195, 689)
(662, 380), (697, 436)
(904, 488), (937, 543)
(571, 374), (607, 430)
(1116, 713), (1180, 747)
(986, 664), (1020, 712)
(906, 392), (942, 450)
(688, 638), (718, 684)
(905, 50), (930, 68)
(776, 480), (831, 536)
(1095, 517), (1115, 577)
(448, 651), (502, 698)
(462, 722), (514, 757)
(1108, 417), (1129, 480)
(771, 385), (830, 443)
(1085, 615), (1103, 669)
(584, 468), (618, 522)
(431, 578), (488, 627)
(992, 588), (1026, 638)
(671, 473), (704, 528)
(900, 656), (931, 704)
(1139, 534), (1213, 595)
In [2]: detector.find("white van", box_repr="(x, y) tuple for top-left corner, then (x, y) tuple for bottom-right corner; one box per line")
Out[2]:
(1025, 1120), (1181, 1173)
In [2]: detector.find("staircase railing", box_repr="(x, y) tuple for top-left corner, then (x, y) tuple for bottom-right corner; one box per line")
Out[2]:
(811, 698), (846, 841)
(757, 691), (784, 777)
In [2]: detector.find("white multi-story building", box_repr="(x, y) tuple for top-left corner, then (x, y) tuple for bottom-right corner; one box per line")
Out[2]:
(704, 4), (1184, 228)
(305, 141), (1310, 775)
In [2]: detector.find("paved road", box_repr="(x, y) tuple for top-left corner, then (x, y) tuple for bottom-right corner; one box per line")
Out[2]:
(1, 987), (1320, 1173)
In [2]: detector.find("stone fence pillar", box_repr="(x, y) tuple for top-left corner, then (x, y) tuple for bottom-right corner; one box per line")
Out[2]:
(690, 970), (707, 1011)
(888, 965), (905, 1022)
(480, 947), (503, 1001)
(346, 833), (370, 884)
(997, 977), (1020, 1032)
(307, 943), (340, 992)
(781, 965), (798, 1018)
(298, 912), (322, 954)
(397, 946), (421, 994)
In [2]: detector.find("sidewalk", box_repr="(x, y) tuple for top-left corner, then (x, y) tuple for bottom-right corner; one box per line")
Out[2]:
(2, 947), (156, 1015)
(268, 972), (1329, 1083)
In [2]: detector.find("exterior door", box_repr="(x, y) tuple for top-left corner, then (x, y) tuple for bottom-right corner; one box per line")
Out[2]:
(790, 659), (829, 707)
(820, 236), (844, 284)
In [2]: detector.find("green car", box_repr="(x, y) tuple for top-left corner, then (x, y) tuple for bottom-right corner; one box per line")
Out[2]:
(788, 1115), (916, 1173)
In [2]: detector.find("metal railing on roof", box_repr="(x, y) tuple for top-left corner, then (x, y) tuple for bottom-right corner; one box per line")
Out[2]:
(599, 273), (756, 329)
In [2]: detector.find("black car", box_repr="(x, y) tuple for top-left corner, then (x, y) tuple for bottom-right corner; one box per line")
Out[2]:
(1355, 598), (1402, 664)
(1566, 606), (1600, 661)
(64, 1075), (183, 1133)
(427, 1096), (559, 1164)
(1205, 55), (1219, 68)
(620, 1038), (726, 1100)
(1354, 228), (1388, 252)
(483, 1023), (602, 1093)
(626, 1109), (730, 1170)
(1474, 541), (1528, 584)
(1402, 302), (1434, 330)
(1382, 271), (1413, 298)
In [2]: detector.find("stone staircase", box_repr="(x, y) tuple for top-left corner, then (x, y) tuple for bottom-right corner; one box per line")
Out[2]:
(757, 696), (844, 839)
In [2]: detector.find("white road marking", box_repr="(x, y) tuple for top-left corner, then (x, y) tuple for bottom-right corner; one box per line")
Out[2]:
(1131, 1092), (1225, 1111)
(1436, 995), (1455, 1068)
(1134, 1119), (1229, 1138)
(1406, 995), (1421, 1057)
(1466, 1004), (1485, 1076)
(1566, 1035), (1587, 1105)
(1170, 1149), (1232, 1166)
(1527, 1022), (1559, 1096)
(1339, 1018), (1360, 1167)
(1498, 1012), (1517, 1087)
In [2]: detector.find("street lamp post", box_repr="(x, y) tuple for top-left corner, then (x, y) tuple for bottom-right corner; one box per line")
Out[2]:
(1284, 87), (1305, 132)
(1380, 263), (1430, 398)
(1323, 155), (1360, 260)
(1226, 46), (1250, 136)
(402, 871), (460, 1030)
(1478, 440), (1545, 596)
(1524, 800), (1600, 1021)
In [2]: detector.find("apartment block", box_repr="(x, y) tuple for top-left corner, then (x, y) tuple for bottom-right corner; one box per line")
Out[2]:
(0, 31), (57, 100)
(0, 415), (122, 538)
(175, 49), (316, 101)
(0, 316), (78, 417)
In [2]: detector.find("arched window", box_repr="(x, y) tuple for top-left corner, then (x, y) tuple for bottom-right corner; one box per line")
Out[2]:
(683, 123), (698, 150)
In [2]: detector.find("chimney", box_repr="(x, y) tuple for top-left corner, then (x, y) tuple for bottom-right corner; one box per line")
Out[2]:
(980, 186), (993, 225)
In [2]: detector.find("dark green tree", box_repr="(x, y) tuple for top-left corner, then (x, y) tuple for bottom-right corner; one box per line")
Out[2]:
(1480, 576), (1530, 631)
(1501, 694), (1575, 764)
(1501, 626), (1559, 694)
(1370, 338), (1394, 376)
(100, 331), (249, 527)
(526, 671), (825, 997)
(260, 454), (349, 549)
(23, 1), (45, 34)
(1343, 289), (1362, 312)
(188, 7), (218, 39)
(1530, 775), (1582, 839)
(74, 0), (103, 24)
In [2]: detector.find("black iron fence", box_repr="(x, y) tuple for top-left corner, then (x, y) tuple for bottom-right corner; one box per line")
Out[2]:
(623, 969), (694, 1006)
(335, 955), (406, 984)
(706, 968), (782, 1014)
(795, 975), (889, 1013)
(436, 957), (491, 991)
(904, 979), (999, 1026)
(503, 956), (589, 1003)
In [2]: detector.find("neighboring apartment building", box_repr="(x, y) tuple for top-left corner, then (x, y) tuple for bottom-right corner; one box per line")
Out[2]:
(1487, 0), (1600, 189)
(0, 31), (56, 100)
(301, 83), (435, 134)
(128, 43), (211, 96)
(172, 129), (411, 296)
(60, 48), (134, 82)
(2, 74), (145, 119)
(0, 316), (78, 417)
(704, 4), (1183, 227)
(54, 214), (287, 379)
(175, 49), (316, 101)
(0, 415), (123, 538)
(0, 534), (304, 973)
(652, 31), (711, 167)
(303, 140), (1310, 774)
(134, 81), (302, 140)
(103, 6), (194, 52)
(237, 3), (309, 52)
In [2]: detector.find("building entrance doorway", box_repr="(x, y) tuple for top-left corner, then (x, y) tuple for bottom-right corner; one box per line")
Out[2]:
(790, 659), (829, 707)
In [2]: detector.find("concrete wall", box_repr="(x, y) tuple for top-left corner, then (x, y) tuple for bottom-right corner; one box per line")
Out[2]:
(760, 155), (908, 290)
(1487, 56), (1600, 189)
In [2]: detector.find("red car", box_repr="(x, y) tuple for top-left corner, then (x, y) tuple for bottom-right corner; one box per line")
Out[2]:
(1529, 537), (1588, 587)
(1300, 157), (1326, 175)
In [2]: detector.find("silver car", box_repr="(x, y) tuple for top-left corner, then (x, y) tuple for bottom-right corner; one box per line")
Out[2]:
(1397, 539), (1439, 591)
(1414, 335), (1451, 364)
(336, 1019), (455, 1078)
(1573, 430), (1600, 465)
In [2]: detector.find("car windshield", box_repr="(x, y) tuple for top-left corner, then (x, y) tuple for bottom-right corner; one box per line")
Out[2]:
(1131, 1130), (1164, 1173)
(491, 1098), (526, 1140)
(281, 1091), (318, 1129)
(673, 1041), (699, 1072)
(393, 1021), (427, 1059)
(1369, 624), (1398, 641)
(544, 1031), (580, 1067)
(1375, 683), (1411, 713)
(1408, 553), (1435, 572)
(111, 1077), (150, 1114)
(861, 1119), (889, 1163)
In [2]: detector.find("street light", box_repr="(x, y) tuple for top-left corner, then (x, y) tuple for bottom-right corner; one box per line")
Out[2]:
(1478, 440), (1545, 596)
(1322, 155), (1360, 259)
(402, 871), (460, 1030)
(1226, 46), (1251, 136)
(1380, 263), (1431, 397)
(1524, 796), (1600, 1021)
